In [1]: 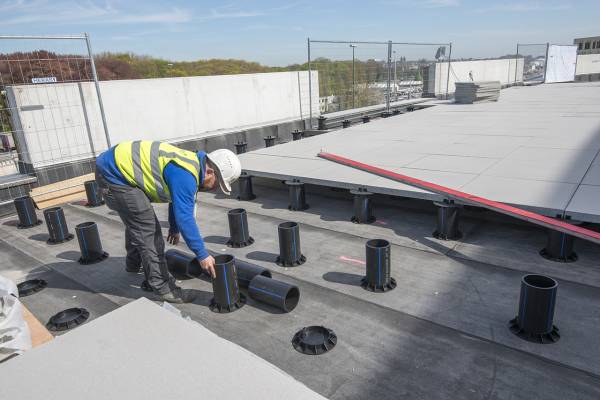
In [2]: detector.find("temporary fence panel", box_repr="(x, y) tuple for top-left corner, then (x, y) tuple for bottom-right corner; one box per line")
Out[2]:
(516, 43), (549, 84)
(545, 45), (577, 83)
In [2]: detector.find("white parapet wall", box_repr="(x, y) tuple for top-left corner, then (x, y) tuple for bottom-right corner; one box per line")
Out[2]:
(576, 54), (600, 77)
(6, 71), (319, 168)
(426, 58), (524, 97)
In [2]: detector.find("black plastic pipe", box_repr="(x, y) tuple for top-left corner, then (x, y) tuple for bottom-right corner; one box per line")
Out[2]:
(276, 221), (306, 266)
(14, 196), (41, 228)
(286, 179), (309, 211)
(165, 249), (202, 277)
(292, 129), (303, 141)
(362, 239), (396, 292)
(381, 111), (391, 118)
(342, 119), (351, 128)
(227, 208), (254, 248)
(350, 189), (375, 224)
(248, 275), (300, 313)
(362, 115), (370, 123)
(236, 262), (272, 288)
(209, 254), (245, 313)
(509, 274), (560, 343)
(540, 225), (577, 262)
(317, 115), (327, 130)
(234, 141), (247, 155)
(392, 108), (401, 115)
(433, 201), (462, 240)
(264, 136), (275, 147)
(237, 172), (256, 201)
(84, 180), (104, 207)
(43, 207), (74, 244)
(75, 222), (109, 264)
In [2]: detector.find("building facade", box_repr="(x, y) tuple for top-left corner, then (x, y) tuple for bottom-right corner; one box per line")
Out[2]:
(574, 36), (600, 55)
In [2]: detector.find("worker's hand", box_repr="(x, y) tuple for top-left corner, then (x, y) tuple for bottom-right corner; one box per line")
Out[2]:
(199, 255), (216, 279)
(167, 231), (180, 245)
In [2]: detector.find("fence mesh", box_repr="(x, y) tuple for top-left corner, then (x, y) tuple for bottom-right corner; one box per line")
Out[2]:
(517, 43), (548, 83)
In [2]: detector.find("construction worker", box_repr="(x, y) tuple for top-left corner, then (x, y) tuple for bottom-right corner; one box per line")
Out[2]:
(95, 140), (241, 303)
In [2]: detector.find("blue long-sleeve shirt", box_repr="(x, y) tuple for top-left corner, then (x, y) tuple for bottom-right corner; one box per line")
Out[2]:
(96, 147), (209, 261)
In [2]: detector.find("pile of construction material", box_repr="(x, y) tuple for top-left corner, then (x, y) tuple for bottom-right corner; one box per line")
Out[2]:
(454, 81), (501, 104)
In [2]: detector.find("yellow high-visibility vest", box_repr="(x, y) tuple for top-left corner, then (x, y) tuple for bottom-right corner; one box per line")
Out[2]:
(114, 140), (200, 203)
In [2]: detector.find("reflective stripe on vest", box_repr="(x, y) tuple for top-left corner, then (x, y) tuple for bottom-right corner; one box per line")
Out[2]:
(114, 141), (200, 203)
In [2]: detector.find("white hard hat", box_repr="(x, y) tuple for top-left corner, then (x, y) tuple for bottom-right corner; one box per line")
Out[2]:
(206, 149), (241, 195)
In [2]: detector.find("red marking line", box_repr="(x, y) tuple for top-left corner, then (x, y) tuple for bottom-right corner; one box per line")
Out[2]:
(339, 256), (366, 265)
(318, 152), (600, 246)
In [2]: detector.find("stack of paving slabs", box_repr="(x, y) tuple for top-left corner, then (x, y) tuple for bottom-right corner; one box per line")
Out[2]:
(455, 81), (501, 104)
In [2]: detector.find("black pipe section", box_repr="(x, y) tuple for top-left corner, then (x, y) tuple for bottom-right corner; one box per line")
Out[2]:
(236, 262), (272, 288)
(248, 275), (300, 313)
(292, 129), (303, 141)
(342, 119), (351, 128)
(75, 222), (109, 265)
(165, 249), (203, 278)
(14, 196), (41, 228)
(407, 106), (415, 112)
(234, 141), (247, 155)
(540, 220), (578, 262)
(43, 207), (74, 244)
(509, 274), (560, 343)
(276, 221), (306, 267)
(227, 208), (254, 248)
(286, 179), (309, 211)
(209, 254), (245, 313)
(318, 115), (327, 130)
(392, 108), (401, 115)
(84, 180), (104, 207)
(350, 188), (375, 224)
(361, 239), (396, 292)
(264, 136), (275, 148)
(237, 172), (256, 201)
(362, 115), (370, 123)
(432, 201), (462, 240)
(381, 111), (391, 118)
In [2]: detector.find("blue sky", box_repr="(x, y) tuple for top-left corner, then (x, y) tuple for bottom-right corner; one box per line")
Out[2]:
(1, 0), (598, 65)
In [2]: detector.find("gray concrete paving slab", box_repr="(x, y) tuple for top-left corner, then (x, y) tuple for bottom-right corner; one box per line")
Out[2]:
(566, 185), (600, 222)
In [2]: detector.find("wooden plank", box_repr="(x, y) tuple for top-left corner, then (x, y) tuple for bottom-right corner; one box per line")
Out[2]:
(30, 173), (94, 196)
(30, 173), (94, 210)
(35, 191), (86, 209)
(22, 305), (54, 348)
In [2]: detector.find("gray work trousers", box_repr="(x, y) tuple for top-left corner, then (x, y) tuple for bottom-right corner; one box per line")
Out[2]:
(96, 172), (175, 295)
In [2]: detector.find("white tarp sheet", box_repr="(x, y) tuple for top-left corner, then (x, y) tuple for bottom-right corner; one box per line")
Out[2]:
(545, 45), (577, 83)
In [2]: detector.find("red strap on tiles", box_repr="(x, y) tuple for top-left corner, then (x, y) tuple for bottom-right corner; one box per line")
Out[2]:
(318, 152), (600, 246)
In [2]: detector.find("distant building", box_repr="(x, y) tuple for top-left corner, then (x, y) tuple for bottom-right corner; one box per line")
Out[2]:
(574, 36), (600, 55)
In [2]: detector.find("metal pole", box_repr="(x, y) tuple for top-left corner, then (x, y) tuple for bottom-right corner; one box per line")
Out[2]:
(386, 41), (392, 113)
(445, 43), (452, 100)
(307, 37), (313, 128)
(542, 42), (550, 83)
(350, 44), (356, 109)
(393, 51), (397, 95)
(85, 33), (111, 149)
(514, 43), (519, 83)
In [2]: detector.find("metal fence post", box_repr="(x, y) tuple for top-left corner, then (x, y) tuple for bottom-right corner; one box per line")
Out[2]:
(85, 32), (111, 149)
(307, 37), (313, 129)
(386, 40), (392, 113)
(445, 42), (452, 99)
(514, 43), (519, 83)
(542, 42), (550, 83)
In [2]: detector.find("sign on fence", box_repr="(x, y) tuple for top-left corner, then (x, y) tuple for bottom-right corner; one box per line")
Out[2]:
(31, 76), (57, 84)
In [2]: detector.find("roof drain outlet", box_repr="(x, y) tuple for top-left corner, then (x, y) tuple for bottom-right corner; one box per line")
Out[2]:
(276, 222), (306, 267)
(75, 222), (109, 264)
(286, 179), (309, 211)
(236, 261), (272, 288)
(264, 135), (276, 148)
(209, 254), (245, 313)
(234, 141), (247, 155)
(509, 274), (560, 344)
(248, 275), (299, 312)
(14, 196), (42, 229)
(227, 208), (254, 248)
(292, 129), (303, 141)
(47, 308), (89, 331)
(237, 172), (256, 201)
(292, 326), (337, 355)
(165, 249), (202, 278)
(350, 188), (375, 224)
(84, 180), (104, 207)
(44, 207), (74, 244)
(362, 239), (396, 292)
(540, 219), (578, 262)
(432, 200), (462, 240)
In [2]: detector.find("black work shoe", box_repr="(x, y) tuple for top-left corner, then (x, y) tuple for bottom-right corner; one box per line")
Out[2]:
(126, 263), (142, 273)
(157, 287), (196, 304)
(140, 280), (152, 292)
